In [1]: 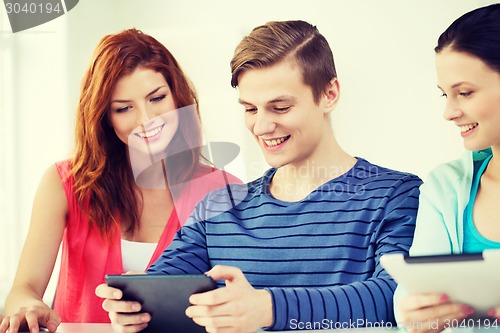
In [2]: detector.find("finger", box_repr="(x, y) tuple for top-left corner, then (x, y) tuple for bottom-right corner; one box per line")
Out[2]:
(42, 310), (61, 332)
(111, 322), (149, 333)
(102, 299), (143, 313)
(96, 283), (123, 300)
(434, 307), (475, 331)
(402, 303), (473, 331)
(488, 307), (500, 319)
(405, 309), (470, 333)
(0, 316), (10, 333)
(191, 314), (234, 332)
(205, 265), (244, 282)
(8, 311), (25, 333)
(399, 293), (449, 312)
(24, 309), (40, 333)
(189, 287), (235, 306)
(186, 300), (244, 318)
(109, 311), (151, 327)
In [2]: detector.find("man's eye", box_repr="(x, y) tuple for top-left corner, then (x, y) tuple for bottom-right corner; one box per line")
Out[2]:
(245, 108), (257, 113)
(274, 106), (290, 112)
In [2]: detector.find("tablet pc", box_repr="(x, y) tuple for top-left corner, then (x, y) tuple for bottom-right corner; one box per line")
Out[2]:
(381, 249), (500, 316)
(105, 274), (217, 333)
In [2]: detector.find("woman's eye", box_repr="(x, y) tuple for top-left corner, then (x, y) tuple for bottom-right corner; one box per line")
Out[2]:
(459, 91), (473, 97)
(116, 106), (131, 113)
(440, 93), (447, 98)
(151, 95), (166, 102)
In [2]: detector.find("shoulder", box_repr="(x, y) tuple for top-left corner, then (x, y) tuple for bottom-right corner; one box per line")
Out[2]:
(44, 161), (68, 188)
(54, 159), (73, 184)
(34, 162), (68, 211)
(419, 150), (491, 201)
(191, 172), (268, 220)
(424, 150), (479, 189)
(427, 149), (490, 180)
(351, 158), (422, 190)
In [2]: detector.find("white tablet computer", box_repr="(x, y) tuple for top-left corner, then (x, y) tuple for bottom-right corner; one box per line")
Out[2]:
(105, 274), (217, 333)
(380, 249), (500, 315)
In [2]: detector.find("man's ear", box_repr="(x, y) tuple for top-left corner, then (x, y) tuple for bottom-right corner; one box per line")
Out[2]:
(323, 78), (340, 113)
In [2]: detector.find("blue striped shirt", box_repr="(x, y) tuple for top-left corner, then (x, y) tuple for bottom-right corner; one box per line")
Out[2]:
(148, 158), (422, 330)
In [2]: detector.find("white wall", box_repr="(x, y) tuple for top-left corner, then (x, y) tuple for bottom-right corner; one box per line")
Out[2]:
(60, 0), (495, 182)
(1, 0), (497, 308)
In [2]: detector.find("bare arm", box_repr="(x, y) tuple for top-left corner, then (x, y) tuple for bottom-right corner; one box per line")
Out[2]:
(3, 165), (67, 333)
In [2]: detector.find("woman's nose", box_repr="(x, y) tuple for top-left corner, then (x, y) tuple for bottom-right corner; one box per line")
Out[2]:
(136, 105), (155, 125)
(442, 99), (462, 122)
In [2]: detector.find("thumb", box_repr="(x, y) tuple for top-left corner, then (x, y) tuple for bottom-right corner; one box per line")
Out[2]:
(206, 265), (248, 286)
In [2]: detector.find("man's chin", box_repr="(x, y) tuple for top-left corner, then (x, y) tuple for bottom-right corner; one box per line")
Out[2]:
(264, 159), (287, 169)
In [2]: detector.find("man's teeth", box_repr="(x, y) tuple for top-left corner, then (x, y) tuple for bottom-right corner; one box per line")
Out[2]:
(264, 137), (287, 147)
(137, 126), (162, 138)
(459, 123), (478, 132)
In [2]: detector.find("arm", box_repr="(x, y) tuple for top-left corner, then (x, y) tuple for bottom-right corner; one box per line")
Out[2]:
(395, 164), (474, 332)
(3, 165), (67, 333)
(96, 214), (211, 333)
(264, 177), (421, 331)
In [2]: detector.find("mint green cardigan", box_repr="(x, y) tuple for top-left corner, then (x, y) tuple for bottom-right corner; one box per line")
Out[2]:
(393, 149), (492, 321)
(409, 149), (492, 256)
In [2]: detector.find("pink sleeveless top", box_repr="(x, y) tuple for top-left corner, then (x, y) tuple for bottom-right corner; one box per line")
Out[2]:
(53, 160), (240, 322)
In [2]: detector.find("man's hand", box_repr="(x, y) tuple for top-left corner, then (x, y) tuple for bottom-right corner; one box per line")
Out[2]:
(186, 265), (273, 333)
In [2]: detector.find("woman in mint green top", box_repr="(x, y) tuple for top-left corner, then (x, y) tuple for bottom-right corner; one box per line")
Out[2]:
(463, 154), (500, 253)
(395, 4), (500, 333)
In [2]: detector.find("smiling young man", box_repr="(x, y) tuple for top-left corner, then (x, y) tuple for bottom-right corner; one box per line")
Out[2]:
(97, 20), (422, 333)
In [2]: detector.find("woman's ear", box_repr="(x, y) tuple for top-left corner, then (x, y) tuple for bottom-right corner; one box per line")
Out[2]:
(323, 78), (340, 113)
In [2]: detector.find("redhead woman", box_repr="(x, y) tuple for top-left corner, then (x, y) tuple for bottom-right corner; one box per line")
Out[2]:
(0, 28), (239, 333)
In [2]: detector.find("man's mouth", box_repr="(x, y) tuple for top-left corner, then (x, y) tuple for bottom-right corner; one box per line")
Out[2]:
(263, 135), (290, 147)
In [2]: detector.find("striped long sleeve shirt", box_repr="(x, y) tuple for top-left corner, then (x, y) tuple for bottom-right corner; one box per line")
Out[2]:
(148, 158), (422, 330)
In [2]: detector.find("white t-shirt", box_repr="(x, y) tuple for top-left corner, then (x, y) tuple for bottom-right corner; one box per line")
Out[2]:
(121, 239), (158, 272)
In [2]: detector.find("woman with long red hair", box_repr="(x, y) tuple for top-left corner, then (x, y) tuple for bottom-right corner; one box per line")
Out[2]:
(1, 28), (239, 333)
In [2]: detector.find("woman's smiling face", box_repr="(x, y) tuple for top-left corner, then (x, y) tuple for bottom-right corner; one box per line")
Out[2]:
(436, 49), (500, 151)
(108, 67), (179, 156)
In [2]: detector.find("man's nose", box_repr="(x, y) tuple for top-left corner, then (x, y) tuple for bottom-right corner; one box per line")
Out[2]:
(252, 111), (276, 136)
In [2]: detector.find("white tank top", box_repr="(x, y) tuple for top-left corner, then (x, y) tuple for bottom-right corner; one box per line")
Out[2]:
(121, 239), (158, 272)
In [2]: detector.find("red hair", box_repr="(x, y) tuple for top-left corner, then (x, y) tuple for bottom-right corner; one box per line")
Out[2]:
(72, 28), (202, 238)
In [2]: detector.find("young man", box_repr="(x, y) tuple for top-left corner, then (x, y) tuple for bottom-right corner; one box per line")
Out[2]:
(97, 20), (421, 333)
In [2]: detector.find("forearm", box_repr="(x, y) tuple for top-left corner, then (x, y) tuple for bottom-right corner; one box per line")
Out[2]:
(267, 278), (396, 331)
